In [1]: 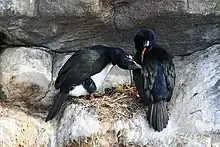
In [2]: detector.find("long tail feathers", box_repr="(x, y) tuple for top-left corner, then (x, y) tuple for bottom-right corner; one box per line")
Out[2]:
(147, 101), (169, 132)
(45, 92), (67, 122)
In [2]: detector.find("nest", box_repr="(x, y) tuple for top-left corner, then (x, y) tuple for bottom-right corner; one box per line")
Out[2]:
(68, 84), (145, 147)
(73, 84), (143, 121)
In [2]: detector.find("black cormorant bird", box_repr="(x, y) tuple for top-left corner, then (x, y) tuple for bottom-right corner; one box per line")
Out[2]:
(45, 45), (141, 122)
(132, 29), (175, 132)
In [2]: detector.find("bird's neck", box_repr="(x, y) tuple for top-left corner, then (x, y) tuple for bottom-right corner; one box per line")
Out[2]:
(107, 49), (118, 65)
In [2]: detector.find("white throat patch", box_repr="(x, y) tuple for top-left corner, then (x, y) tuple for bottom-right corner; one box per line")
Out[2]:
(69, 63), (114, 97)
(146, 40), (150, 47)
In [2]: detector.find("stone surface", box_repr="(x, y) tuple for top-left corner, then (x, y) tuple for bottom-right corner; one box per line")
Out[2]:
(0, 0), (36, 16)
(57, 104), (101, 146)
(0, 47), (52, 105)
(0, 105), (56, 147)
(52, 53), (74, 82)
(100, 65), (133, 91)
(0, 0), (219, 56)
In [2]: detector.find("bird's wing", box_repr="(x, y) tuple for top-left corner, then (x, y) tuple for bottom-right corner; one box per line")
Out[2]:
(143, 59), (158, 101)
(160, 56), (175, 101)
(57, 49), (87, 76)
(133, 54), (157, 104)
(55, 49), (106, 90)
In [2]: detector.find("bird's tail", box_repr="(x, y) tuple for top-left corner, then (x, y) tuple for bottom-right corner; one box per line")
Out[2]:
(45, 92), (68, 122)
(147, 101), (169, 132)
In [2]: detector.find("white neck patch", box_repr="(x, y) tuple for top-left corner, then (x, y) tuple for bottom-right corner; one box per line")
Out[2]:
(69, 63), (114, 97)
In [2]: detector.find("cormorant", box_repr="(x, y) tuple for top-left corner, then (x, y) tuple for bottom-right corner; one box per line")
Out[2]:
(132, 29), (175, 132)
(45, 45), (141, 122)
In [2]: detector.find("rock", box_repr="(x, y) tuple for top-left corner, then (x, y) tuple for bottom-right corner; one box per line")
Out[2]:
(0, 0), (35, 17)
(0, 0), (219, 56)
(52, 53), (74, 82)
(38, 0), (111, 19)
(0, 105), (56, 147)
(100, 65), (133, 91)
(0, 47), (52, 105)
(57, 104), (101, 146)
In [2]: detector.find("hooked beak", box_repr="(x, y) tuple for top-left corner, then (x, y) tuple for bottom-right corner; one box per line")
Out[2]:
(134, 61), (142, 69)
(128, 60), (142, 70)
(141, 47), (147, 64)
(141, 41), (150, 64)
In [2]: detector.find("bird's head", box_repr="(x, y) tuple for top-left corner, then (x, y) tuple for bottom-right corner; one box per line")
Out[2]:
(134, 29), (156, 63)
(108, 47), (141, 70)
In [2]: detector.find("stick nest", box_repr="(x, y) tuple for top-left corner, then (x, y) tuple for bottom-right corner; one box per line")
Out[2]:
(73, 84), (143, 121)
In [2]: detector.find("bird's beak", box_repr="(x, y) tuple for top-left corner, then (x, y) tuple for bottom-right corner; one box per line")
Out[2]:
(134, 61), (142, 69)
(141, 47), (147, 63)
(127, 60), (142, 70)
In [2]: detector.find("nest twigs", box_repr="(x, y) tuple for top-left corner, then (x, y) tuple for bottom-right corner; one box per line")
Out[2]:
(72, 84), (142, 122)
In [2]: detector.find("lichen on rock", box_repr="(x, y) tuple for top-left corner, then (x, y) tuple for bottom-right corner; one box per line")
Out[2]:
(0, 84), (7, 100)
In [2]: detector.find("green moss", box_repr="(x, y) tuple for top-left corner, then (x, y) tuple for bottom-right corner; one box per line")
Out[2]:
(115, 84), (124, 93)
(0, 84), (7, 100)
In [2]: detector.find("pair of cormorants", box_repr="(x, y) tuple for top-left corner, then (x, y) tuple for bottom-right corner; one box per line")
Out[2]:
(45, 29), (175, 132)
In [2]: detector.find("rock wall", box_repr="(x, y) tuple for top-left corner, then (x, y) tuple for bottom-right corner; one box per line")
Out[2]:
(0, 0), (220, 146)
(0, 0), (220, 55)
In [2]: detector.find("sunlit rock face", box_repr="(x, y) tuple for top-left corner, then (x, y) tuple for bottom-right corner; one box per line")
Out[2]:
(0, 105), (56, 147)
(0, 0), (220, 146)
(0, 47), (52, 105)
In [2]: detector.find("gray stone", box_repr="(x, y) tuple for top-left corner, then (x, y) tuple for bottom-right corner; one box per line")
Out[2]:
(57, 104), (101, 146)
(100, 65), (133, 91)
(52, 53), (74, 82)
(0, 105), (56, 147)
(0, 0), (219, 56)
(0, 0), (35, 16)
(0, 47), (52, 105)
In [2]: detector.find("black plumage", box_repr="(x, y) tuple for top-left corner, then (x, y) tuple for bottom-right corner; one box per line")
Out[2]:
(45, 45), (141, 122)
(133, 29), (175, 132)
